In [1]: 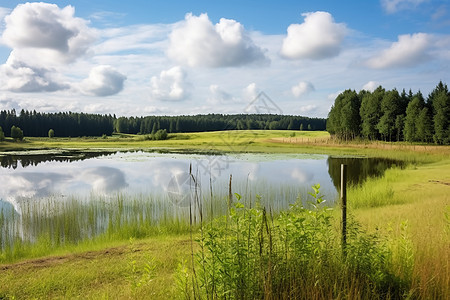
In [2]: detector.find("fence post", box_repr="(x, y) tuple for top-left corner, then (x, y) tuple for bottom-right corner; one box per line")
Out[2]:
(228, 174), (233, 211)
(341, 164), (347, 255)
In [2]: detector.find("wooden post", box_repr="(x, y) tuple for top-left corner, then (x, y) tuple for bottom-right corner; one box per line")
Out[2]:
(228, 174), (232, 211)
(341, 164), (347, 255)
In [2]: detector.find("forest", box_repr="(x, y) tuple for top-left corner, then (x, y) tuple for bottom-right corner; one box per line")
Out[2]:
(327, 81), (450, 144)
(0, 111), (326, 138)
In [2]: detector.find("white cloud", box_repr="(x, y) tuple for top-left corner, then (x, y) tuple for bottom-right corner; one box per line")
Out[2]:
(2, 2), (96, 65)
(150, 66), (189, 101)
(0, 51), (70, 93)
(280, 11), (347, 60)
(93, 24), (170, 55)
(381, 0), (428, 14)
(207, 84), (236, 104)
(168, 13), (268, 68)
(0, 99), (20, 111)
(291, 81), (315, 98)
(299, 104), (318, 113)
(362, 81), (379, 92)
(0, 7), (11, 21)
(80, 65), (126, 96)
(366, 33), (431, 69)
(243, 82), (259, 101)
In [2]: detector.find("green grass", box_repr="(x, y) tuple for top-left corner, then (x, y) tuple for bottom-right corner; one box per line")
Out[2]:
(2, 130), (448, 163)
(350, 158), (450, 299)
(0, 235), (193, 299)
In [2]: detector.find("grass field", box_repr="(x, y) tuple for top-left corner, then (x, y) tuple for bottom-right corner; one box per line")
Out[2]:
(0, 130), (449, 299)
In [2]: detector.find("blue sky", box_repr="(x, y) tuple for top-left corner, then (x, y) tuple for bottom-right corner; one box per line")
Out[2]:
(0, 0), (448, 117)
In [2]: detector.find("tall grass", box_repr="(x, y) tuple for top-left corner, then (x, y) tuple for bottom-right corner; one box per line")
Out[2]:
(0, 180), (325, 264)
(0, 195), (194, 263)
(179, 185), (415, 299)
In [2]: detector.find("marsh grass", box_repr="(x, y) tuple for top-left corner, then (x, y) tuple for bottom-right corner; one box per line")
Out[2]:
(0, 179), (324, 264)
(0, 195), (194, 263)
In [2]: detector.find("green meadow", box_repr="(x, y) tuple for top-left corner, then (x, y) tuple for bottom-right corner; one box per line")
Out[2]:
(0, 130), (449, 299)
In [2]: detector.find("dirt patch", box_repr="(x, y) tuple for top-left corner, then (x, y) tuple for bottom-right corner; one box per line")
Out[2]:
(0, 238), (193, 272)
(0, 245), (129, 271)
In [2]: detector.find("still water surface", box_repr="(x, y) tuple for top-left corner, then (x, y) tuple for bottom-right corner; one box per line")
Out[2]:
(0, 150), (402, 215)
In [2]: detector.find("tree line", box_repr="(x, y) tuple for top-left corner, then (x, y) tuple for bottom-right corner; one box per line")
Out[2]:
(327, 81), (450, 144)
(115, 114), (326, 135)
(0, 110), (326, 139)
(0, 110), (115, 138)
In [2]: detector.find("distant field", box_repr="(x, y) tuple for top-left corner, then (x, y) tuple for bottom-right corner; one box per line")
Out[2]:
(1, 130), (448, 161)
(0, 130), (329, 151)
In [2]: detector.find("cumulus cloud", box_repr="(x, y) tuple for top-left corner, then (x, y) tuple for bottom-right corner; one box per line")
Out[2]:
(0, 51), (70, 93)
(0, 2), (97, 94)
(291, 81), (315, 98)
(80, 65), (126, 96)
(150, 66), (189, 101)
(2, 2), (95, 64)
(168, 13), (268, 67)
(362, 81), (379, 92)
(207, 84), (236, 104)
(366, 33), (431, 69)
(280, 11), (347, 60)
(381, 0), (428, 13)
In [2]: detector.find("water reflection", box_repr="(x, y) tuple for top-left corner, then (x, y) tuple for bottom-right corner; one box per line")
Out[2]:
(82, 167), (128, 192)
(0, 151), (405, 250)
(0, 151), (404, 216)
(0, 167), (129, 215)
(327, 156), (404, 188)
(0, 150), (117, 169)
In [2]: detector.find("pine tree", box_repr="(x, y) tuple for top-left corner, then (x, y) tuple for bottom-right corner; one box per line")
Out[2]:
(377, 90), (401, 141)
(360, 87), (384, 140)
(417, 107), (433, 142)
(429, 82), (450, 144)
(404, 94), (424, 142)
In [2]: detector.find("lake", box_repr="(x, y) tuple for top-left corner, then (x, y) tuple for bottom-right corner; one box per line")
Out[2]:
(0, 150), (402, 248)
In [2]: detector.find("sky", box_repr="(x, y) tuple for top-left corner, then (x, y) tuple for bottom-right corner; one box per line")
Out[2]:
(0, 0), (448, 118)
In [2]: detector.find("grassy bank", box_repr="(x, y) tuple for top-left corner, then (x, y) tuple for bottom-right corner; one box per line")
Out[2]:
(0, 131), (449, 298)
(1, 130), (448, 161)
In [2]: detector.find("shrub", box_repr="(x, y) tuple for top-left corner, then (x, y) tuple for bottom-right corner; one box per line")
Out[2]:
(10, 126), (24, 141)
(153, 129), (168, 140)
(48, 129), (55, 138)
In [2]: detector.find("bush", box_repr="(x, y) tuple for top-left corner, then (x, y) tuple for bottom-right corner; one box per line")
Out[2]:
(140, 129), (169, 141)
(153, 129), (168, 140)
(48, 129), (55, 138)
(10, 126), (24, 141)
(0, 126), (4, 141)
